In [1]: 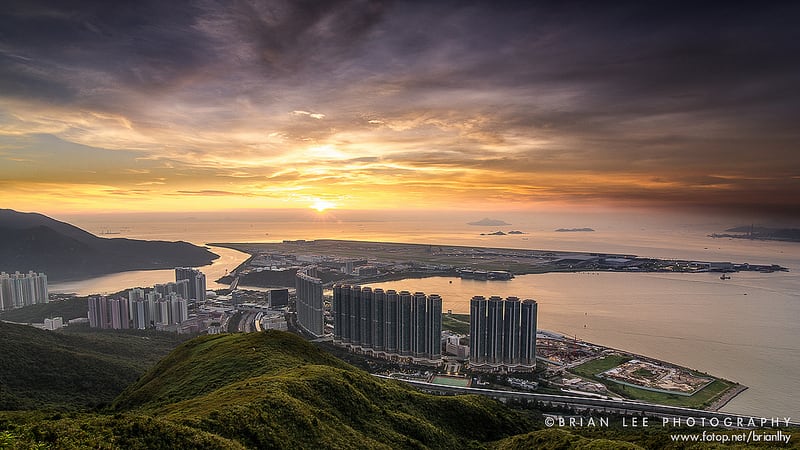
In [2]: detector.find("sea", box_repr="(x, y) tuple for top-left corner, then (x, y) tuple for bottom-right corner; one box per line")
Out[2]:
(48, 211), (800, 419)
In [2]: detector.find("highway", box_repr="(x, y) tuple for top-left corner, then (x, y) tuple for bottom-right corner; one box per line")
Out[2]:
(375, 376), (800, 429)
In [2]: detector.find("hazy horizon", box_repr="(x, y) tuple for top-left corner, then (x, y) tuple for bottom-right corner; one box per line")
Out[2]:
(42, 207), (800, 231)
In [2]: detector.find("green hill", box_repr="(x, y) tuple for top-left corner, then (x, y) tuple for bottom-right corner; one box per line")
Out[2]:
(4, 328), (792, 449)
(112, 331), (351, 411)
(0, 322), (188, 410)
(113, 331), (534, 448)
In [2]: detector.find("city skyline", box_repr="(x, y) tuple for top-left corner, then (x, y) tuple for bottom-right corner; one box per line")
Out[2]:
(1, 1), (798, 219)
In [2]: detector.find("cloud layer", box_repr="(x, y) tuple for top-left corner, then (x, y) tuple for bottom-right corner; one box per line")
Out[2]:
(1, 1), (798, 217)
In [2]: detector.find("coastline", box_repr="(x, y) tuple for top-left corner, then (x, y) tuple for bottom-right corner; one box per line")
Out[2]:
(210, 239), (754, 411)
(562, 337), (749, 411)
(708, 384), (749, 411)
(208, 239), (787, 288)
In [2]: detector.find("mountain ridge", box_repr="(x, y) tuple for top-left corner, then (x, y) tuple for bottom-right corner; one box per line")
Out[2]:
(0, 209), (218, 281)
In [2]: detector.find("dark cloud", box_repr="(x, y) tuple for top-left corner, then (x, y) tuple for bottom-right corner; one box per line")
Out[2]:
(219, 0), (389, 75)
(0, 0), (210, 93)
(0, 1), (798, 216)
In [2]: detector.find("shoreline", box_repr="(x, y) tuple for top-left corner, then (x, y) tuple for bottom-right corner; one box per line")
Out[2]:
(208, 239), (787, 289)
(563, 337), (748, 411)
(708, 384), (749, 411)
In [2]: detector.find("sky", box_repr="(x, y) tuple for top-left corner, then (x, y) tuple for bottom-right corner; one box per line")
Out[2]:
(1, 1), (799, 220)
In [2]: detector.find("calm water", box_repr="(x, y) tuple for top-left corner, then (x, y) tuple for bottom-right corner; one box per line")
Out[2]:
(49, 214), (800, 418)
(365, 272), (800, 419)
(50, 246), (250, 295)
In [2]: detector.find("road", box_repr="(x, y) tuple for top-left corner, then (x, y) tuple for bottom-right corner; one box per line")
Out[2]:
(376, 376), (800, 429)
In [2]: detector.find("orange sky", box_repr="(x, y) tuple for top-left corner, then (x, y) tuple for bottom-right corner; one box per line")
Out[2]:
(1, 2), (798, 219)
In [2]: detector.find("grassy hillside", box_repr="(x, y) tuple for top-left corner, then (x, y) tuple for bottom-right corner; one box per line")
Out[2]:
(493, 428), (643, 449)
(0, 322), (188, 410)
(112, 330), (536, 448)
(4, 328), (797, 448)
(0, 413), (245, 449)
(113, 331), (529, 447)
(113, 331), (351, 411)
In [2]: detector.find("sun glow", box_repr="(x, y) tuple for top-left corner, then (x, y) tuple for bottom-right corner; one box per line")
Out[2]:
(311, 198), (336, 212)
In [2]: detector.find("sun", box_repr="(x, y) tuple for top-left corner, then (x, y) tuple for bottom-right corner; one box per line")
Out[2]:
(310, 198), (336, 212)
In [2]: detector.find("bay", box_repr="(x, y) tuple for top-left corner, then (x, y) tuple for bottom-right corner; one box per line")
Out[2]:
(364, 271), (800, 419)
(49, 246), (250, 295)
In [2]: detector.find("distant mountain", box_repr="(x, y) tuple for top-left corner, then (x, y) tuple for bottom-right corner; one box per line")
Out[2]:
(555, 227), (595, 232)
(468, 218), (510, 226)
(711, 226), (800, 243)
(0, 209), (218, 281)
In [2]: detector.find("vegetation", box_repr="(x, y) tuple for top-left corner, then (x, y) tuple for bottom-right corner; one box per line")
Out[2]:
(0, 296), (88, 323)
(632, 368), (656, 379)
(2, 327), (795, 448)
(0, 322), (188, 410)
(570, 355), (630, 379)
(0, 413), (245, 449)
(441, 313), (470, 335)
(570, 355), (735, 409)
(493, 428), (643, 450)
(225, 312), (242, 333)
(109, 330), (537, 448)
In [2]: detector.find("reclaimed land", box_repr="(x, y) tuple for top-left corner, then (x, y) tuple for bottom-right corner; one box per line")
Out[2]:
(209, 239), (785, 287)
(570, 355), (740, 410)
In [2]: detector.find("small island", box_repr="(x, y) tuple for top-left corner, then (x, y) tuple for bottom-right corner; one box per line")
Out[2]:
(480, 230), (526, 236)
(555, 228), (595, 232)
(468, 218), (511, 226)
(710, 226), (800, 243)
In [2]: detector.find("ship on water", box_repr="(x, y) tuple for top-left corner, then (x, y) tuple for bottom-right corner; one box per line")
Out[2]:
(459, 269), (514, 280)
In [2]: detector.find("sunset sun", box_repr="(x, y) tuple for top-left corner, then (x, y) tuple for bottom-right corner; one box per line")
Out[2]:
(310, 199), (336, 212)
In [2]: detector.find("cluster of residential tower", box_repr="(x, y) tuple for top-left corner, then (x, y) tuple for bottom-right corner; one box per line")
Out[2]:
(294, 266), (538, 371)
(88, 268), (206, 330)
(333, 285), (443, 363)
(0, 271), (48, 311)
(469, 296), (538, 371)
(2, 260), (538, 374)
